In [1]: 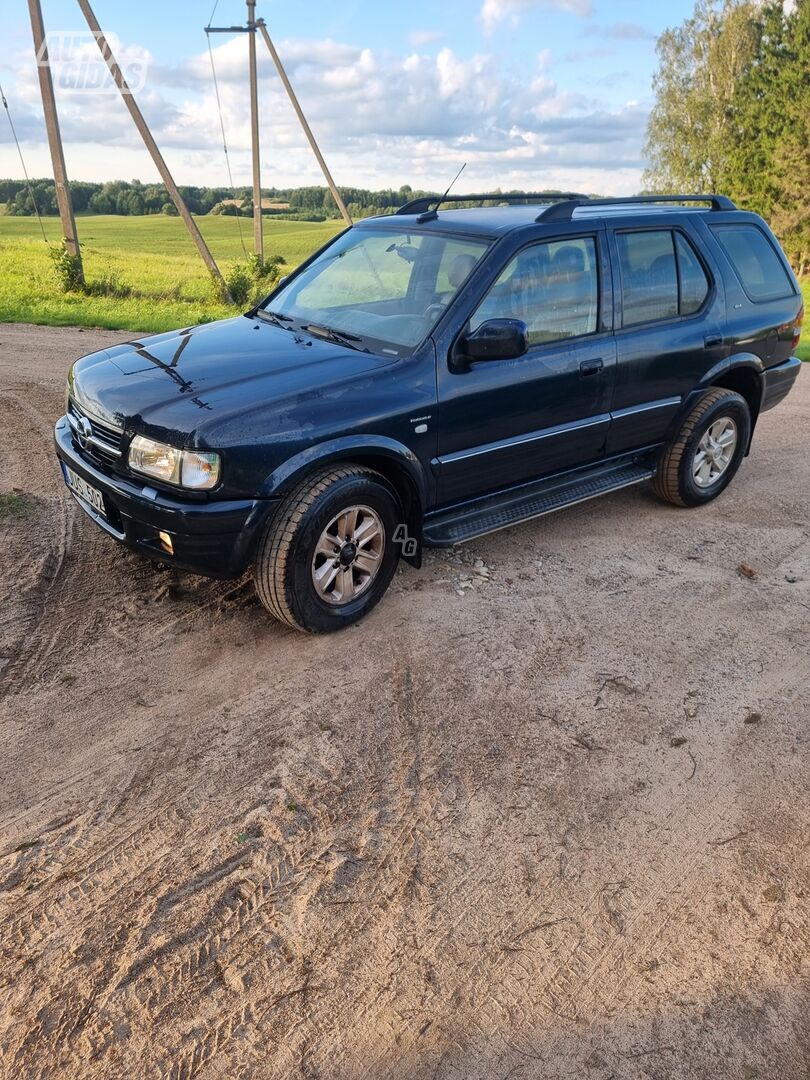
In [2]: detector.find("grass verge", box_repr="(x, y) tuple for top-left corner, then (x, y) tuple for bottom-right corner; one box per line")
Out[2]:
(0, 493), (31, 520)
(798, 280), (810, 362)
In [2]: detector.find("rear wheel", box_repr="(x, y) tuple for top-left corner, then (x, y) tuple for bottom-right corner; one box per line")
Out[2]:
(254, 465), (401, 633)
(653, 388), (751, 507)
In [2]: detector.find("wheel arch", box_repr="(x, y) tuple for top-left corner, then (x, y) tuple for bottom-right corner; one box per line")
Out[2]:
(258, 436), (427, 567)
(707, 359), (763, 452)
(652, 385), (750, 508)
(667, 355), (764, 454)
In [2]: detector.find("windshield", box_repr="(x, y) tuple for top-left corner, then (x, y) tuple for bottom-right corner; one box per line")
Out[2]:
(259, 226), (490, 355)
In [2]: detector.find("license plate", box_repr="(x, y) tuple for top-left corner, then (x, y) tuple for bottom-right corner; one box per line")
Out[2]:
(62, 463), (107, 519)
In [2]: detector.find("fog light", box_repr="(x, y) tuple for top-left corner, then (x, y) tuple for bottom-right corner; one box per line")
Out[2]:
(158, 530), (174, 555)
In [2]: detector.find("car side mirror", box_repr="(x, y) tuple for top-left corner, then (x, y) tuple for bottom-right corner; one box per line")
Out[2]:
(454, 319), (528, 369)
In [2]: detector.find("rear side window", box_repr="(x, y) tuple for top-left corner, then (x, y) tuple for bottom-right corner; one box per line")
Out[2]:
(616, 231), (678, 325)
(675, 233), (710, 314)
(616, 229), (710, 326)
(710, 224), (794, 302)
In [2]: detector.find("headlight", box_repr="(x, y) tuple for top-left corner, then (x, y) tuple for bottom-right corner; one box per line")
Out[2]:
(128, 435), (220, 490)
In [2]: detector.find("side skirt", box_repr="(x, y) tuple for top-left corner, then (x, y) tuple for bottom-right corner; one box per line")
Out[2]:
(423, 450), (658, 547)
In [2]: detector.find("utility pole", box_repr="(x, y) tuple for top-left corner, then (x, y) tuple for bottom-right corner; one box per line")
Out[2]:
(206, 5), (352, 233)
(27, 0), (84, 282)
(257, 20), (352, 226)
(246, 0), (263, 259)
(76, 0), (231, 300)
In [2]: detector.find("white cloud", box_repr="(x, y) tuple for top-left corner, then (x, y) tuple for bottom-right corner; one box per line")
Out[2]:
(0, 31), (646, 195)
(408, 29), (444, 47)
(480, 0), (592, 35)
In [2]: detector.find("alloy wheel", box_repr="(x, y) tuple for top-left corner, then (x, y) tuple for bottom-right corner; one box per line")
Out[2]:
(692, 416), (738, 488)
(311, 504), (386, 605)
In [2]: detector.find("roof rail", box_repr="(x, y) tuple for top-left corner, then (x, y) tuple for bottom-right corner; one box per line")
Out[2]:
(536, 193), (737, 223)
(396, 192), (588, 216)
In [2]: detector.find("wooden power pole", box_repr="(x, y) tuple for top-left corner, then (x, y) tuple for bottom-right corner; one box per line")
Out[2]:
(28, 0), (84, 282)
(257, 20), (352, 226)
(207, 4), (352, 237)
(246, 0), (263, 259)
(75, 0), (230, 299)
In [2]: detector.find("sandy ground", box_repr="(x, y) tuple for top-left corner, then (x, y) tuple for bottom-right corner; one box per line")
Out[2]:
(0, 321), (808, 1080)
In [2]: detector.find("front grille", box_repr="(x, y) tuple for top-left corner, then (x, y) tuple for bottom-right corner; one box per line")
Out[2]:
(67, 398), (124, 466)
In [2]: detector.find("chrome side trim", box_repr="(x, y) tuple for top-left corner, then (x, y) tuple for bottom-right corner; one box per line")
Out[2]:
(610, 396), (681, 420)
(438, 413), (610, 466)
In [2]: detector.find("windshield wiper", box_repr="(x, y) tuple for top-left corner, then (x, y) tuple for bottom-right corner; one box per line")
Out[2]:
(256, 309), (294, 328)
(301, 324), (369, 351)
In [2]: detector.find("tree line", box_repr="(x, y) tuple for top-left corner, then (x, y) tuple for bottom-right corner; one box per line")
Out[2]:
(0, 179), (437, 222)
(0, 179), (594, 224)
(644, 0), (810, 274)
(0, 179), (229, 218)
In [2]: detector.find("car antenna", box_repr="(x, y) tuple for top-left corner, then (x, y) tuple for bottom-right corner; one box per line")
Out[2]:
(416, 162), (467, 223)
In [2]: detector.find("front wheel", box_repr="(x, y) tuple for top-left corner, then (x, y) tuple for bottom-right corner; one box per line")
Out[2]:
(254, 465), (401, 633)
(653, 388), (751, 507)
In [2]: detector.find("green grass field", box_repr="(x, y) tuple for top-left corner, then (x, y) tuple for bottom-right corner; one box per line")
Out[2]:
(0, 214), (342, 333)
(0, 213), (808, 355)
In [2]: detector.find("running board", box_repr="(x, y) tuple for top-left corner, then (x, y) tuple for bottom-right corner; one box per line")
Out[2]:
(424, 460), (654, 546)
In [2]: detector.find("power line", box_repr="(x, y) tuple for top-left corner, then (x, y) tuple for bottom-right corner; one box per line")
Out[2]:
(0, 80), (50, 245)
(206, 27), (248, 256)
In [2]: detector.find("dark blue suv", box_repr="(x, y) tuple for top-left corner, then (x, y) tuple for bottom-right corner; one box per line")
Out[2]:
(55, 193), (804, 632)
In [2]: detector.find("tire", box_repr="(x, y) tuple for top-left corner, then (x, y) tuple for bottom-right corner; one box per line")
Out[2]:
(653, 388), (751, 507)
(254, 465), (401, 633)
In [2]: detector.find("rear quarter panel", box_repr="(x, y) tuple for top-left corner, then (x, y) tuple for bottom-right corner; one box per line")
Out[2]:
(694, 213), (803, 369)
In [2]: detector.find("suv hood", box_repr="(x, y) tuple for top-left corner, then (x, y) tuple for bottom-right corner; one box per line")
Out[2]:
(70, 315), (396, 443)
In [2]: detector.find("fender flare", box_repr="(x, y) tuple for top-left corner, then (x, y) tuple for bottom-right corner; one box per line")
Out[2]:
(697, 352), (765, 394)
(256, 435), (429, 567)
(664, 353), (765, 448)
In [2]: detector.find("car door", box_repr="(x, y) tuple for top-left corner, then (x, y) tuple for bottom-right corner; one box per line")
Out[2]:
(433, 229), (616, 506)
(605, 222), (726, 455)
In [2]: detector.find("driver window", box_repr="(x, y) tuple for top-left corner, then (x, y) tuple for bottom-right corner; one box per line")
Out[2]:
(471, 236), (599, 345)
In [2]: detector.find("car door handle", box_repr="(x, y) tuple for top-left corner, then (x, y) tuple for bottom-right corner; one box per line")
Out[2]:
(580, 358), (604, 377)
(704, 334), (723, 348)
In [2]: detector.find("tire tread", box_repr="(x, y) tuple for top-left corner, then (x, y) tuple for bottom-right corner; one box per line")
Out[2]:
(652, 388), (737, 507)
(254, 465), (381, 631)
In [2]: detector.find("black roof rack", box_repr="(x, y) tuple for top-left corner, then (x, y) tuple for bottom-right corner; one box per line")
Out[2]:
(536, 193), (737, 223)
(396, 192), (588, 217)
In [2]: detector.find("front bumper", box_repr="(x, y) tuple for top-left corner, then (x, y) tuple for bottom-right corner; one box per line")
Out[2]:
(761, 356), (802, 412)
(54, 416), (274, 578)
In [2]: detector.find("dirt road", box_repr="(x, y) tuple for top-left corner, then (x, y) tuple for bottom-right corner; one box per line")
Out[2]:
(0, 322), (808, 1080)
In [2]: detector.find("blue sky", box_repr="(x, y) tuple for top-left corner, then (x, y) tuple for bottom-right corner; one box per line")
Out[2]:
(0, 0), (698, 194)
